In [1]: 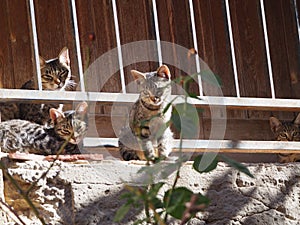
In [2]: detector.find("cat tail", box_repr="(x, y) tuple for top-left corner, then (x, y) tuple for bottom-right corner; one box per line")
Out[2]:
(118, 126), (145, 161)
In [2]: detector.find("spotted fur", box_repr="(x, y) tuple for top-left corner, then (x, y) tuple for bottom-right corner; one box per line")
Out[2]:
(269, 114), (300, 162)
(19, 47), (77, 125)
(118, 65), (173, 161)
(0, 102), (88, 155)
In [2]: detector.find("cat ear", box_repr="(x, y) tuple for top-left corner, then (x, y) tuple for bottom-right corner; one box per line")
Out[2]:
(157, 65), (171, 80)
(131, 70), (146, 84)
(49, 108), (65, 121)
(39, 56), (46, 68)
(75, 101), (88, 115)
(269, 117), (282, 133)
(58, 47), (70, 67)
(294, 113), (300, 125)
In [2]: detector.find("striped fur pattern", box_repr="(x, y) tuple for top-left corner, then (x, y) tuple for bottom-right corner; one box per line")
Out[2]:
(269, 114), (300, 162)
(0, 102), (88, 155)
(19, 47), (77, 125)
(119, 65), (173, 161)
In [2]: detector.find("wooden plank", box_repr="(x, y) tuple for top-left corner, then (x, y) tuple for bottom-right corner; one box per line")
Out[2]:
(6, 0), (33, 88)
(34, 0), (77, 81)
(0, 1), (14, 88)
(83, 138), (300, 154)
(1, 90), (300, 111)
(116, 0), (157, 93)
(193, 0), (236, 97)
(76, 0), (121, 94)
(229, 0), (271, 98)
(280, 0), (300, 98)
(156, 0), (199, 95)
(264, 0), (294, 98)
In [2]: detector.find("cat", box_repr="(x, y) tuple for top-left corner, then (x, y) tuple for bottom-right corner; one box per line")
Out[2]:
(0, 101), (88, 155)
(118, 65), (173, 161)
(18, 47), (77, 125)
(269, 113), (300, 162)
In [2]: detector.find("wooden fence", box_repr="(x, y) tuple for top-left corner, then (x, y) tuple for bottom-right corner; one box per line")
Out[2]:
(0, 0), (300, 161)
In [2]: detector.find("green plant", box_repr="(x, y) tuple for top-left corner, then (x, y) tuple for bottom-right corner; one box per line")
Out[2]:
(114, 71), (254, 224)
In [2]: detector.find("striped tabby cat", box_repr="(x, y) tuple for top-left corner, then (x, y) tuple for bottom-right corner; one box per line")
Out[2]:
(0, 101), (88, 155)
(269, 114), (300, 162)
(19, 47), (76, 125)
(119, 65), (173, 161)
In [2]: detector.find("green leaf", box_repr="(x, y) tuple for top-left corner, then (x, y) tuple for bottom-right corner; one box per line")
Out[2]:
(164, 187), (209, 219)
(164, 187), (192, 219)
(152, 197), (164, 209)
(200, 70), (222, 86)
(219, 155), (254, 178)
(114, 203), (131, 222)
(188, 93), (202, 101)
(193, 154), (218, 173)
(171, 103), (199, 138)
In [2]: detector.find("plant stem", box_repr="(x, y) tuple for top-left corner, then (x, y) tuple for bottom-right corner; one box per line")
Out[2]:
(0, 161), (47, 225)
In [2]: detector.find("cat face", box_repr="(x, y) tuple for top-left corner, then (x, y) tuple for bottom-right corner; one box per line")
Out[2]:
(50, 102), (88, 144)
(269, 114), (300, 141)
(131, 65), (171, 107)
(40, 47), (71, 90)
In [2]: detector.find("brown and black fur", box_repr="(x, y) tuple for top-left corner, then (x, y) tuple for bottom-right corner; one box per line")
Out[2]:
(269, 114), (300, 162)
(118, 65), (173, 161)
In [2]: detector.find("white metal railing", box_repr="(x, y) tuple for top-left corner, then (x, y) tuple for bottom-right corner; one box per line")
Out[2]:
(2, 0), (300, 154)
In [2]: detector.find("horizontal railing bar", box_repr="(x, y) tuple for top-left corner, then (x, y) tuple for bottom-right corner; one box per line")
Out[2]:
(84, 138), (300, 153)
(0, 89), (300, 110)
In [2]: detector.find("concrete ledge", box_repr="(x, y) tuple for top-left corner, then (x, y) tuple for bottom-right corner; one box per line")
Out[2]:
(1, 160), (300, 224)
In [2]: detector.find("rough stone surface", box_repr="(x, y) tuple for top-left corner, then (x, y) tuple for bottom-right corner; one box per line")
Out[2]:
(0, 160), (300, 224)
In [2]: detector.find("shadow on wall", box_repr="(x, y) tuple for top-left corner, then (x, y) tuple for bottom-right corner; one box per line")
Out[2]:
(195, 168), (300, 224)
(74, 187), (142, 225)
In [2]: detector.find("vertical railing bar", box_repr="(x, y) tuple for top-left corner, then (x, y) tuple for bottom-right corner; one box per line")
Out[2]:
(112, 0), (126, 93)
(29, 0), (42, 91)
(71, 0), (85, 92)
(152, 0), (162, 66)
(225, 0), (241, 98)
(294, 0), (300, 44)
(260, 0), (275, 99)
(188, 0), (203, 97)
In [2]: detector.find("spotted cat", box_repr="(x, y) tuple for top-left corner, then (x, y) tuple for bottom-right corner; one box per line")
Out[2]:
(269, 114), (300, 162)
(0, 101), (88, 155)
(118, 65), (173, 161)
(19, 47), (76, 125)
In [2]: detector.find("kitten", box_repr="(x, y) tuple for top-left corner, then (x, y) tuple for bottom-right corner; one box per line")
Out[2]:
(269, 114), (300, 162)
(19, 47), (76, 125)
(118, 65), (173, 161)
(0, 101), (88, 155)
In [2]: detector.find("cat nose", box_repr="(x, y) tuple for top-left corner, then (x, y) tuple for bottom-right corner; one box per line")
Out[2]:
(54, 79), (60, 85)
(151, 96), (160, 103)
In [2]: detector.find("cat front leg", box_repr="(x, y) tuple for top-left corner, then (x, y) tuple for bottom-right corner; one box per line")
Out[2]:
(139, 139), (156, 160)
(157, 127), (173, 159)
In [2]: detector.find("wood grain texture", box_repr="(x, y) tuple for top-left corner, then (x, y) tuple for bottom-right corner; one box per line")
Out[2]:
(6, 0), (33, 88)
(117, 0), (157, 93)
(0, 1), (13, 88)
(229, 0), (270, 98)
(264, 0), (299, 98)
(76, 0), (121, 94)
(193, 0), (236, 97)
(156, 0), (199, 95)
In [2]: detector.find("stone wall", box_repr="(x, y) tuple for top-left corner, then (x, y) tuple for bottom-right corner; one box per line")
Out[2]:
(1, 160), (300, 225)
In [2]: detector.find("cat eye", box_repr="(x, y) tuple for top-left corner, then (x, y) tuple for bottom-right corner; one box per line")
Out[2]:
(59, 71), (68, 78)
(61, 129), (71, 135)
(279, 133), (287, 139)
(43, 75), (53, 81)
